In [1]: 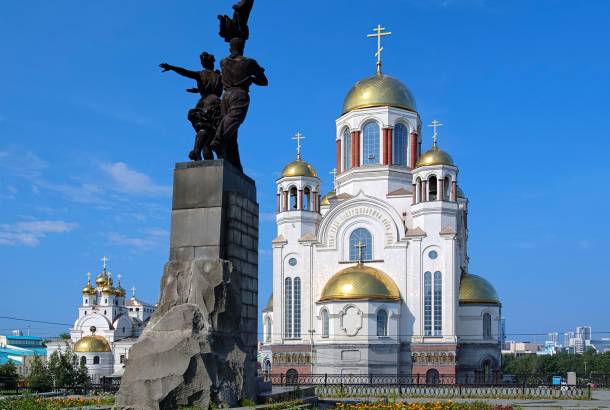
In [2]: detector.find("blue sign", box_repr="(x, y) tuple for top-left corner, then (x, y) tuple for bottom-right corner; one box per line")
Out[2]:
(552, 376), (562, 385)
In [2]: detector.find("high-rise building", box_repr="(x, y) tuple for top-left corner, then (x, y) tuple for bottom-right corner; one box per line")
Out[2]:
(547, 332), (559, 347)
(576, 326), (592, 342)
(564, 332), (575, 348)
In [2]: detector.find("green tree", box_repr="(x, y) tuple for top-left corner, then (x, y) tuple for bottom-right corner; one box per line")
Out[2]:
(0, 361), (19, 390)
(28, 355), (52, 392)
(47, 349), (90, 391)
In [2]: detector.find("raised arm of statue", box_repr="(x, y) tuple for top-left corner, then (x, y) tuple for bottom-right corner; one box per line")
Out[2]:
(159, 63), (199, 80)
(250, 62), (268, 86)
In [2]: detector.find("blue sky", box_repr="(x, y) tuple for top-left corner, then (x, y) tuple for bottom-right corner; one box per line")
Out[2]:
(1, 0), (609, 342)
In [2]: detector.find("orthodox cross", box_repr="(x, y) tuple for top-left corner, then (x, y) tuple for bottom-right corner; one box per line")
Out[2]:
(101, 255), (109, 271)
(131, 286), (137, 298)
(330, 168), (337, 188)
(356, 240), (366, 264)
(86, 272), (91, 284)
(367, 24), (392, 75)
(428, 120), (443, 146)
(292, 132), (305, 160)
(117, 273), (122, 284)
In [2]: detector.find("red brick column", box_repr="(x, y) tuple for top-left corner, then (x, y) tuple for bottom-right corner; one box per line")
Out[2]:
(336, 139), (342, 174)
(452, 181), (458, 202)
(409, 132), (419, 169)
(438, 178), (444, 201)
(422, 180), (427, 202)
(298, 189), (303, 210)
(412, 183), (417, 205)
(312, 191), (318, 212)
(276, 193), (281, 213)
(383, 128), (393, 165)
(283, 190), (288, 211)
(351, 131), (361, 168)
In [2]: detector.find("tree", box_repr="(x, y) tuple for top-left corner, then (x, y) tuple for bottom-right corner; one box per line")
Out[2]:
(28, 355), (52, 392)
(0, 361), (19, 390)
(58, 333), (70, 340)
(47, 349), (90, 391)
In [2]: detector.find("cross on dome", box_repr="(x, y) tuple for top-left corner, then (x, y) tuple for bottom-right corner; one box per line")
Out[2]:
(101, 256), (109, 271)
(131, 286), (136, 297)
(367, 24), (392, 75)
(292, 131), (305, 160)
(355, 240), (366, 264)
(428, 120), (443, 147)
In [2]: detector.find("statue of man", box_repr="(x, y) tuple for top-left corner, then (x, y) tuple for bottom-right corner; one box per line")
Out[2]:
(160, 52), (223, 161)
(211, 38), (267, 171)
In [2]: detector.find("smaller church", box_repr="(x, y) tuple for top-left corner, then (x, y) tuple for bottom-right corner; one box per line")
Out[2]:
(46, 257), (155, 382)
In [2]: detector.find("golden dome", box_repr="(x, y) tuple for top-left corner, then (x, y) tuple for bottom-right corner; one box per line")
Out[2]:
(342, 73), (416, 115)
(415, 144), (455, 168)
(95, 273), (108, 287)
(281, 158), (317, 178)
(82, 284), (96, 296)
(114, 286), (126, 297)
(459, 274), (500, 305)
(101, 284), (115, 295)
(262, 294), (273, 312)
(321, 190), (336, 206)
(320, 264), (401, 301)
(73, 335), (111, 353)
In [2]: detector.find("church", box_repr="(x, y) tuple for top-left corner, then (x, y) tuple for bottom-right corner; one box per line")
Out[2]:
(260, 26), (502, 383)
(46, 258), (156, 383)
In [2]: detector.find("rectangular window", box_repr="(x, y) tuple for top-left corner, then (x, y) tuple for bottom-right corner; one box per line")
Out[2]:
(343, 131), (352, 170)
(294, 278), (301, 338)
(424, 272), (432, 336)
(434, 271), (442, 336)
(284, 278), (292, 339)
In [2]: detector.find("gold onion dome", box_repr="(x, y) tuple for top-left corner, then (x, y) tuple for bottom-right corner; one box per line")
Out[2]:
(321, 189), (336, 206)
(320, 264), (401, 301)
(459, 273), (500, 305)
(74, 335), (111, 353)
(342, 73), (417, 115)
(415, 144), (455, 168)
(114, 285), (126, 297)
(102, 283), (115, 295)
(281, 158), (317, 178)
(82, 284), (96, 296)
(95, 272), (108, 287)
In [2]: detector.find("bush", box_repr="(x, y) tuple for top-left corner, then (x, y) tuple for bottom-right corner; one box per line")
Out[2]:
(0, 361), (19, 390)
(28, 355), (52, 392)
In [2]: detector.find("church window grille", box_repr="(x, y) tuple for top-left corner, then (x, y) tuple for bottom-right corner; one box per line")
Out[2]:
(80, 356), (86, 365)
(120, 354), (126, 364)
(93, 356), (100, 365)
(434, 271), (442, 336)
(428, 176), (438, 201)
(362, 121), (380, 165)
(104, 299), (107, 304)
(349, 228), (373, 261)
(424, 271), (432, 336)
(321, 309), (329, 338)
(293, 278), (301, 338)
(393, 123), (408, 166)
(265, 316), (272, 342)
(289, 187), (298, 210)
(303, 187), (311, 211)
(483, 313), (492, 339)
(343, 128), (352, 170)
(85, 299), (88, 304)
(377, 309), (388, 337)
(284, 278), (292, 338)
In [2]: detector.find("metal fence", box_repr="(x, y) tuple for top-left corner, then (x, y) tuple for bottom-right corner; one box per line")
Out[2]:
(263, 373), (591, 400)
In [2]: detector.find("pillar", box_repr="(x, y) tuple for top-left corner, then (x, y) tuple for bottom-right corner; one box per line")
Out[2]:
(452, 181), (457, 202)
(283, 190), (288, 211)
(412, 183), (417, 205)
(422, 180), (427, 202)
(438, 178), (444, 201)
(312, 191), (318, 212)
(351, 131), (361, 168)
(383, 128), (393, 165)
(409, 132), (419, 169)
(276, 193), (281, 213)
(298, 189), (303, 210)
(336, 139), (342, 174)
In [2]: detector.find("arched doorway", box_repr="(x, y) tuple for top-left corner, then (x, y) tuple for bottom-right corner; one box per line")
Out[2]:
(482, 359), (494, 384)
(286, 368), (298, 385)
(263, 359), (271, 375)
(426, 368), (440, 385)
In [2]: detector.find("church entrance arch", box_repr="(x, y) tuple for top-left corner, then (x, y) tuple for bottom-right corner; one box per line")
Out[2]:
(286, 368), (298, 384)
(426, 368), (440, 385)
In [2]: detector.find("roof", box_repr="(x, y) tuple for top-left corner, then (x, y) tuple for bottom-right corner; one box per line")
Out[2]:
(280, 158), (317, 178)
(320, 264), (401, 302)
(342, 73), (417, 114)
(459, 274), (500, 305)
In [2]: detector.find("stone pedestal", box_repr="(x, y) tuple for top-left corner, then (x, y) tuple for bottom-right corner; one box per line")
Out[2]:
(116, 160), (258, 410)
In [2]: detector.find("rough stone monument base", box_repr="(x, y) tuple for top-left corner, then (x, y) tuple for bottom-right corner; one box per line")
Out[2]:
(116, 160), (258, 410)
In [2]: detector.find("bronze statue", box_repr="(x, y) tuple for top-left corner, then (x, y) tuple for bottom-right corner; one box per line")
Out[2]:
(218, 0), (254, 43)
(160, 52), (223, 161)
(211, 38), (267, 171)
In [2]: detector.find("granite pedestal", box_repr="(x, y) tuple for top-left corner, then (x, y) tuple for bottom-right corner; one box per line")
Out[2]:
(116, 160), (258, 410)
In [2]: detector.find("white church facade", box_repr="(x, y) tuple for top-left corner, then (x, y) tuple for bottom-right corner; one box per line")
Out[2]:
(47, 258), (155, 383)
(261, 32), (502, 383)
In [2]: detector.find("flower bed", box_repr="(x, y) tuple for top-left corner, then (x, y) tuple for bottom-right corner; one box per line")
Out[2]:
(335, 402), (515, 410)
(0, 396), (114, 410)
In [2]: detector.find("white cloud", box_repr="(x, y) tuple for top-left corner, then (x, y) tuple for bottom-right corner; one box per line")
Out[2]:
(101, 162), (170, 196)
(105, 231), (164, 252)
(0, 220), (77, 246)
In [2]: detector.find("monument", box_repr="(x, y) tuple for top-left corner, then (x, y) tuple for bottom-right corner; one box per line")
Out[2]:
(115, 1), (266, 408)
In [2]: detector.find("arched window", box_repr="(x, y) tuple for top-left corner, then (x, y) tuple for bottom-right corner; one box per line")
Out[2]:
(264, 359), (272, 375)
(289, 187), (298, 210)
(426, 369), (440, 385)
(303, 187), (311, 211)
(429, 176), (438, 201)
(343, 128), (352, 171)
(377, 309), (388, 337)
(424, 271), (432, 336)
(265, 316), (272, 342)
(483, 313), (492, 339)
(321, 309), (329, 338)
(362, 121), (380, 165)
(93, 356), (100, 365)
(393, 123), (408, 166)
(80, 356), (86, 366)
(293, 278), (301, 338)
(284, 278), (292, 338)
(286, 368), (299, 384)
(434, 271), (442, 336)
(349, 228), (373, 261)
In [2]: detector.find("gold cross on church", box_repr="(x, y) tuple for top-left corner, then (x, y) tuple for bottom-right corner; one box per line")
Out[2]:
(292, 131), (305, 160)
(367, 24), (392, 75)
(356, 240), (366, 264)
(428, 120), (443, 146)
